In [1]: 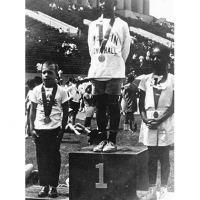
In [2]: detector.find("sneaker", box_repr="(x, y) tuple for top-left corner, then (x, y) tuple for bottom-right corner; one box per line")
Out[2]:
(48, 186), (58, 198)
(140, 186), (157, 200)
(93, 140), (107, 152)
(159, 187), (167, 200)
(103, 141), (117, 153)
(38, 186), (49, 197)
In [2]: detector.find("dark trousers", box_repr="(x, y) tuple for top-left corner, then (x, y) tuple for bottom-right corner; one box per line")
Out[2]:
(94, 94), (120, 144)
(147, 146), (170, 186)
(35, 127), (61, 187)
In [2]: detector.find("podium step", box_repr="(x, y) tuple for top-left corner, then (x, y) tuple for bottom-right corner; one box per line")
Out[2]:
(25, 185), (69, 200)
(25, 186), (174, 200)
(137, 191), (174, 200)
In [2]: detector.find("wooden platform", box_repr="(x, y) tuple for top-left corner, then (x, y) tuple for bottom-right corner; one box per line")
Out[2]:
(25, 185), (174, 200)
(25, 185), (69, 200)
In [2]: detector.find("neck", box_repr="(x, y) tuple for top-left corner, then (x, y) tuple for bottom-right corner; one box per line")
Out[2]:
(43, 82), (56, 88)
(102, 12), (114, 19)
(154, 69), (168, 76)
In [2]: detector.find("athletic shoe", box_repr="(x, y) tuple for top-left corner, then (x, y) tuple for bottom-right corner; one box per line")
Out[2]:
(93, 140), (107, 152)
(140, 186), (157, 200)
(48, 186), (58, 198)
(38, 186), (49, 197)
(159, 187), (167, 200)
(102, 141), (117, 153)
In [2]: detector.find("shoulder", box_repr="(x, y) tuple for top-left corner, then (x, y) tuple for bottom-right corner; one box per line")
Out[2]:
(33, 84), (42, 93)
(167, 73), (174, 82)
(167, 73), (174, 85)
(89, 19), (99, 27)
(116, 17), (128, 28)
(141, 74), (152, 81)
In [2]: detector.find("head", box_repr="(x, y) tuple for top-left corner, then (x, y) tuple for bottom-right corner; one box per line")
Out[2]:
(126, 73), (135, 84)
(151, 44), (170, 74)
(41, 61), (59, 87)
(85, 84), (92, 93)
(34, 76), (42, 86)
(26, 78), (35, 90)
(99, 0), (117, 18)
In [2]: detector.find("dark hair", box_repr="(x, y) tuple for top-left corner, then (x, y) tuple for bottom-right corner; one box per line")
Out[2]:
(42, 61), (59, 76)
(127, 73), (135, 83)
(34, 76), (42, 86)
(85, 84), (92, 92)
(152, 44), (170, 60)
(26, 78), (35, 90)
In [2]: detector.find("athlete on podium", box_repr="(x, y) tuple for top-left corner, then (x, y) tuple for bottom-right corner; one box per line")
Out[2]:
(87, 0), (131, 153)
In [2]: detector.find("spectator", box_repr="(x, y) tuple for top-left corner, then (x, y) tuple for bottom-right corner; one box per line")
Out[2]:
(25, 78), (36, 138)
(34, 76), (42, 86)
(87, 0), (131, 152)
(139, 54), (144, 67)
(145, 50), (151, 62)
(29, 61), (69, 198)
(139, 45), (174, 200)
(83, 84), (95, 130)
(121, 74), (138, 132)
(66, 79), (81, 125)
(132, 53), (137, 65)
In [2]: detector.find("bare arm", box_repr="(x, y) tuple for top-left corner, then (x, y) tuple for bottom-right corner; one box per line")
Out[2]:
(149, 91), (174, 129)
(56, 101), (69, 142)
(139, 89), (153, 125)
(61, 101), (69, 131)
(29, 101), (39, 138)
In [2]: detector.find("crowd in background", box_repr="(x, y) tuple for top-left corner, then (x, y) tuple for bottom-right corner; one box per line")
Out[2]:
(25, 73), (139, 138)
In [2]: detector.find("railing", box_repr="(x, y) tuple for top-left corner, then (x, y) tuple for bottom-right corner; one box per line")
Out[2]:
(129, 26), (173, 48)
(26, 9), (78, 35)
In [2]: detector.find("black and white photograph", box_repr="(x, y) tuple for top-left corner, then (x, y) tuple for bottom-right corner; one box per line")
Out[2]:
(1, 0), (199, 200)
(24, 0), (175, 199)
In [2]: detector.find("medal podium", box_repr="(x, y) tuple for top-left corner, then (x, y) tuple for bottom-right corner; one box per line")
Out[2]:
(69, 146), (148, 200)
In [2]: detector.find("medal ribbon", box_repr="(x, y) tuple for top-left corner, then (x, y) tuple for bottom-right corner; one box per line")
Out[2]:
(99, 16), (115, 53)
(41, 84), (58, 117)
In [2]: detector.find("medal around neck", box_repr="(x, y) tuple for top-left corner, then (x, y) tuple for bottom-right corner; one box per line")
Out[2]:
(153, 111), (159, 118)
(98, 54), (105, 62)
(44, 116), (51, 124)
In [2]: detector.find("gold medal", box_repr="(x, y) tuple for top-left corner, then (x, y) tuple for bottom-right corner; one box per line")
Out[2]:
(153, 111), (159, 118)
(44, 116), (51, 124)
(98, 55), (105, 62)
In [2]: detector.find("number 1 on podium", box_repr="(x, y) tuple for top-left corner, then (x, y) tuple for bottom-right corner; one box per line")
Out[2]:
(95, 163), (108, 189)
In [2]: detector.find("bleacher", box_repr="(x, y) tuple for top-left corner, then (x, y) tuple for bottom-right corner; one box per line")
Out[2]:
(26, 15), (90, 74)
(25, 0), (174, 76)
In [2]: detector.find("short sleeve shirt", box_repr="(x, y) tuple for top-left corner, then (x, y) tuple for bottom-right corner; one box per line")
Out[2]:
(30, 84), (69, 130)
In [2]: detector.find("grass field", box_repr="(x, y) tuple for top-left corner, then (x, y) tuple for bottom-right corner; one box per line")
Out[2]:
(25, 113), (174, 192)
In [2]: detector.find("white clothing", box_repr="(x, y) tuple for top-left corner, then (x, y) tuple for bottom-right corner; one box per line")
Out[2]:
(138, 73), (174, 146)
(30, 84), (69, 130)
(88, 17), (131, 79)
(26, 90), (33, 110)
(66, 85), (81, 103)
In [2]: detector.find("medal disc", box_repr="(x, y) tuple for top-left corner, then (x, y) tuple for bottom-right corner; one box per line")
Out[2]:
(44, 116), (51, 124)
(153, 111), (158, 118)
(98, 55), (105, 62)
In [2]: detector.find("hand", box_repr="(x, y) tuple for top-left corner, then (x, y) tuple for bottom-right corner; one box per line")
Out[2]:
(147, 118), (162, 130)
(56, 129), (64, 143)
(143, 118), (154, 126)
(30, 129), (39, 142)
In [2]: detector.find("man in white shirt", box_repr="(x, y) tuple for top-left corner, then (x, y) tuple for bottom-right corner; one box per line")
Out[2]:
(29, 61), (69, 198)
